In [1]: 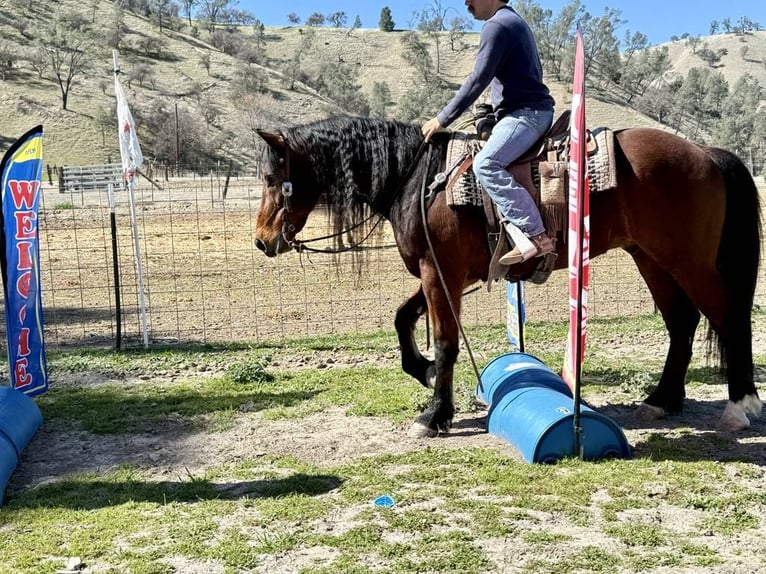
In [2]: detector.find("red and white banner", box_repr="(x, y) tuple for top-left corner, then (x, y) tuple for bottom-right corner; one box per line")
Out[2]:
(562, 31), (590, 392)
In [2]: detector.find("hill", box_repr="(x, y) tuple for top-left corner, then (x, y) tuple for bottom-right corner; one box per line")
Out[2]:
(0, 1), (764, 169)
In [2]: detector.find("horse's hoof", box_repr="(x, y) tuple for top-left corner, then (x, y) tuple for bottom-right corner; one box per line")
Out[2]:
(408, 422), (438, 438)
(717, 400), (751, 431)
(634, 402), (665, 421)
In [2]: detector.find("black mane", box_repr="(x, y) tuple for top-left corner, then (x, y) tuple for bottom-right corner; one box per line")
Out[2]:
(285, 115), (424, 212)
(264, 116), (435, 251)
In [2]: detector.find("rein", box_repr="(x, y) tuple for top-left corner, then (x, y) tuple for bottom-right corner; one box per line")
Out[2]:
(418, 143), (484, 395)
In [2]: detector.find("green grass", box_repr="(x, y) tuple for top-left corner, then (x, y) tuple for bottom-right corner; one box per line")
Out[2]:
(2, 314), (766, 573)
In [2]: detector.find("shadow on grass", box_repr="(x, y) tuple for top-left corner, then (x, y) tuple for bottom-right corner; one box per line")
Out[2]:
(7, 473), (342, 510)
(596, 398), (766, 465)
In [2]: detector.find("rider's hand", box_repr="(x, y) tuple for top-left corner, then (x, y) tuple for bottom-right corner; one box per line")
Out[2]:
(421, 118), (443, 142)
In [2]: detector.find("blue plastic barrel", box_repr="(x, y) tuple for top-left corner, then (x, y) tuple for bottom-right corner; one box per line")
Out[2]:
(477, 352), (572, 405)
(0, 386), (43, 505)
(477, 352), (631, 464)
(487, 385), (631, 463)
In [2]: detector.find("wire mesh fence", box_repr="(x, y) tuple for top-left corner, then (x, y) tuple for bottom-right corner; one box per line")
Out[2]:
(3, 171), (765, 350)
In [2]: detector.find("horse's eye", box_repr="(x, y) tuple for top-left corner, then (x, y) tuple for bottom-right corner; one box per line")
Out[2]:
(265, 174), (277, 187)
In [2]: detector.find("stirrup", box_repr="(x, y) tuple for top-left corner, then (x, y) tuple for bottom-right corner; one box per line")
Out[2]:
(500, 230), (553, 266)
(500, 222), (535, 265)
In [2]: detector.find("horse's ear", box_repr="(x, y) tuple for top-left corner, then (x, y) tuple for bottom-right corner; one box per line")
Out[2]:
(256, 129), (286, 152)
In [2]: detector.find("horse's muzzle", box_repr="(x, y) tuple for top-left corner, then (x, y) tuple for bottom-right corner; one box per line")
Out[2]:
(253, 234), (292, 257)
(253, 237), (274, 256)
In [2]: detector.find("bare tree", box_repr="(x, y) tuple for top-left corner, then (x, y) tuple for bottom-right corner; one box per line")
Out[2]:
(197, 0), (235, 32)
(39, 12), (92, 110)
(179, 0), (199, 28)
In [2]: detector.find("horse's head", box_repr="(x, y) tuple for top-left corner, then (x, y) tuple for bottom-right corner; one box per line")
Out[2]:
(254, 129), (320, 257)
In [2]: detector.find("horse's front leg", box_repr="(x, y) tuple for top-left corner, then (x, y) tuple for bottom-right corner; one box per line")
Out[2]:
(395, 285), (435, 388)
(408, 269), (462, 438)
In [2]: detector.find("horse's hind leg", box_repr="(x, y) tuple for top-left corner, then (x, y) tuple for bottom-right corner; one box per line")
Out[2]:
(395, 285), (435, 388)
(630, 251), (701, 419)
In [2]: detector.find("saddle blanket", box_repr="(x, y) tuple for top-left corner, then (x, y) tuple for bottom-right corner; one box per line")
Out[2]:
(445, 127), (618, 208)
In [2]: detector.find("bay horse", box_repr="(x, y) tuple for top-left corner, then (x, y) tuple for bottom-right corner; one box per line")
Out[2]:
(253, 116), (762, 437)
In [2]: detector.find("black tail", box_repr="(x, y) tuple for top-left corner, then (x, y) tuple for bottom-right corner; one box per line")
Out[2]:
(706, 147), (761, 391)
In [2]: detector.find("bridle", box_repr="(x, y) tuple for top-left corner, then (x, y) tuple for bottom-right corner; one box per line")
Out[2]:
(276, 138), (430, 254)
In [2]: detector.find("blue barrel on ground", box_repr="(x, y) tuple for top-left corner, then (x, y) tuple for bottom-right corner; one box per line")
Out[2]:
(477, 352), (631, 464)
(0, 386), (44, 505)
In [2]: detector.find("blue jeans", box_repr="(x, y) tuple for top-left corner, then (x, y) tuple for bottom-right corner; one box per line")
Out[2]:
(473, 108), (554, 236)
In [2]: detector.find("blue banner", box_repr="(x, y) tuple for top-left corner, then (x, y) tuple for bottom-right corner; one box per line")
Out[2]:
(0, 126), (48, 396)
(506, 281), (525, 353)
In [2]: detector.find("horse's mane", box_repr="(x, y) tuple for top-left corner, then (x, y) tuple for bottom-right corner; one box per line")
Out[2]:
(277, 116), (425, 244)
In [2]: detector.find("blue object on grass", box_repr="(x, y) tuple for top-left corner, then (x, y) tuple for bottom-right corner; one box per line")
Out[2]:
(0, 386), (43, 506)
(373, 495), (395, 508)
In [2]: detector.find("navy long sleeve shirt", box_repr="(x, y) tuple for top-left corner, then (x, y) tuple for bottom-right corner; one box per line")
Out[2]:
(436, 5), (555, 127)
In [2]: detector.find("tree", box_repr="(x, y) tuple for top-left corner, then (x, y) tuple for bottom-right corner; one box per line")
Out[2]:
(287, 13), (300, 25)
(578, 7), (623, 88)
(101, 4), (126, 50)
(369, 81), (392, 118)
(517, 0), (582, 82)
(39, 11), (92, 110)
(0, 41), (17, 81)
(327, 11), (347, 28)
(179, 0), (198, 28)
(673, 67), (729, 138)
(284, 28), (315, 90)
(709, 20), (719, 35)
(196, 0), (236, 32)
(400, 31), (432, 82)
(447, 16), (472, 51)
(379, 7), (395, 32)
(715, 73), (762, 156)
(352, 15), (362, 29)
(305, 13), (325, 27)
(314, 59), (369, 114)
(150, 0), (177, 33)
(199, 52), (211, 75)
(619, 40), (672, 104)
(415, 1), (459, 75)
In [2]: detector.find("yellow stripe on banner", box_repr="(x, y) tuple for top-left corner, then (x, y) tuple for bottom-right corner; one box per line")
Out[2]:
(11, 135), (43, 163)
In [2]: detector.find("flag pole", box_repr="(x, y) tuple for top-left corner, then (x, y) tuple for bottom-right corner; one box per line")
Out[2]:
(113, 50), (149, 349)
(107, 183), (122, 350)
(563, 31), (590, 459)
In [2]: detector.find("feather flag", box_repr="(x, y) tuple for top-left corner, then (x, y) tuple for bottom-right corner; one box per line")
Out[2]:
(114, 60), (143, 183)
(562, 31), (591, 394)
(0, 126), (48, 396)
(113, 50), (149, 348)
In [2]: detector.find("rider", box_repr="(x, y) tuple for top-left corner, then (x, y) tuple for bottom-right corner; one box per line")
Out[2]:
(422, 0), (556, 265)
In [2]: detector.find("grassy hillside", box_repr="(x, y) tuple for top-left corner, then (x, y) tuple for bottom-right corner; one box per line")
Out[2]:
(0, 1), (764, 169)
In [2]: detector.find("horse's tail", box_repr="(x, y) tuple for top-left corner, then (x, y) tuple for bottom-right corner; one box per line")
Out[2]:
(705, 146), (762, 374)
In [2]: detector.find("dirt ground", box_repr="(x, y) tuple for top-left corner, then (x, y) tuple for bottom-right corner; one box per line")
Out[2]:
(13, 328), (766, 488)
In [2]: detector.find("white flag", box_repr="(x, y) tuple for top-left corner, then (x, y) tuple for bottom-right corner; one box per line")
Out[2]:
(114, 69), (143, 183)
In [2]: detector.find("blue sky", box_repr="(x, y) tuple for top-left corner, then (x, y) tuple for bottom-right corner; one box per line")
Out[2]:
(240, 0), (765, 46)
